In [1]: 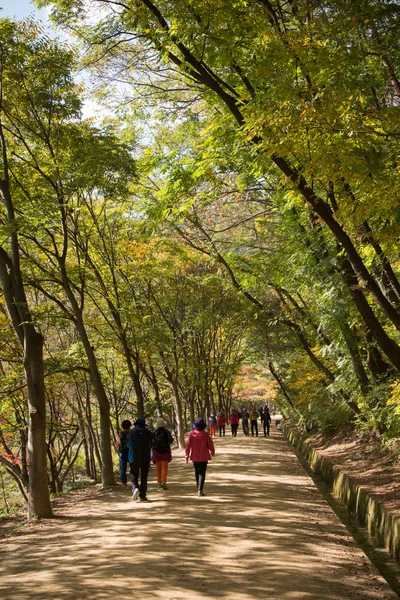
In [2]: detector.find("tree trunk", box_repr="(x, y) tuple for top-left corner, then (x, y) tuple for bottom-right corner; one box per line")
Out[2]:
(60, 267), (115, 486)
(268, 361), (297, 411)
(164, 367), (185, 447)
(131, 361), (145, 418)
(337, 320), (371, 396)
(365, 331), (393, 381)
(0, 169), (53, 518)
(340, 255), (400, 372)
(24, 330), (53, 519)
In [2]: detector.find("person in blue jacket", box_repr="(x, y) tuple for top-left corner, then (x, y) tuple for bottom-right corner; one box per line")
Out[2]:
(127, 417), (153, 502)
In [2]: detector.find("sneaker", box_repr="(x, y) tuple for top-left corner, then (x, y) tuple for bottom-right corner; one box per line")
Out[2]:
(122, 483), (127, 487)
(197, 490), (205, 497)
(161, 481), (168, 490)
(158, 483), (162, 489)
(132, 487), (140, 501)
(138, 497), (149, 502)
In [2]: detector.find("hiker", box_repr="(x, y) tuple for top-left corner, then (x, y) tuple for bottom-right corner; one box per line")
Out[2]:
(185, 418), (215, 497)
(127, 417), (153, 502)
(115, 419), (132, 486)
(217, 413), (226, 437)
(152, 417), (174, 490)
(262, 406), (272, 436)
(242, 409), (250, 436)
(208, 413), (217, 438)
(249, 408), (259, 437)
(228, 410), (239, 437)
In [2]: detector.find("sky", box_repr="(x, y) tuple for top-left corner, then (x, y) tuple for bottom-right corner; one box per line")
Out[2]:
(0, 0), (50, 23)
(0, 0), (103, 120)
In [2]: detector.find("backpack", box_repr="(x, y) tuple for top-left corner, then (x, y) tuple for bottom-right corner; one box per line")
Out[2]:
(118, 430), (129, 453)
(153, 427), (169, 452)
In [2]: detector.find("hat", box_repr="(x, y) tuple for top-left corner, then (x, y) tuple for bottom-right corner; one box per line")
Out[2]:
(156, 417), (166, 428)
(135, 417), (146, 427)
(194, 418), (206, 430)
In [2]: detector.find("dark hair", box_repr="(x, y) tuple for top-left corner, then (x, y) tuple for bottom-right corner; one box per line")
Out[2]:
(121, 419), (132, 429)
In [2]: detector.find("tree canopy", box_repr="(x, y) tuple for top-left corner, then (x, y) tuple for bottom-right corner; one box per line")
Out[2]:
(1, 1), (400, 516)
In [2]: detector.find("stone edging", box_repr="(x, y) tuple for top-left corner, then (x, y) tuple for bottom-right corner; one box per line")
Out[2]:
(282, 423), (400, 562)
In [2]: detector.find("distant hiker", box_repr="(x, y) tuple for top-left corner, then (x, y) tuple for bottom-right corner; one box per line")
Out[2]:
(249, 409), (259, 437)
(241, 410), (250, 436)
(185, 418), (215, 497)
(127, 417), (153, 502)
(208, 413), (217, 438)
(152, 417), (174, 490)
(217, 413), (226, 437)
(228, 411), (239, 437)
(262, 406), (272, 436)
(116, 419), (132, 486)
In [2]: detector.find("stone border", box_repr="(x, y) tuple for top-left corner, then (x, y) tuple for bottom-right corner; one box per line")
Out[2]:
(283, 423), (400, 562)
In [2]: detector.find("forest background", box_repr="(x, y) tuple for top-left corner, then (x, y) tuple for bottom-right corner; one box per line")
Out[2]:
(1, 0), (400, 521)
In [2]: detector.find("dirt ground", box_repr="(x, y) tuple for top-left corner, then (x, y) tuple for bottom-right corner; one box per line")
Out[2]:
(303, 426), (400, 518)
(0, 429), (399, 600)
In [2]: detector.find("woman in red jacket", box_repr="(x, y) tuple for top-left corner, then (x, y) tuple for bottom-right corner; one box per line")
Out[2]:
(185, 418), (215, 497)
(228, 411), (239, 437)
(217, 413), (226, 437)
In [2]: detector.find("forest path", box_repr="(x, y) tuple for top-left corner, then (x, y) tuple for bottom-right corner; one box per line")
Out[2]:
(0, 429), (398, 600)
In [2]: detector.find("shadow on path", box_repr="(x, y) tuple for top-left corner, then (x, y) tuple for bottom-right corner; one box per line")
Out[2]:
(0, 430), (398, 600)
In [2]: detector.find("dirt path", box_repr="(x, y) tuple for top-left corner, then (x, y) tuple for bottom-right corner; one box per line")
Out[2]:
(1, 430), (398, 600)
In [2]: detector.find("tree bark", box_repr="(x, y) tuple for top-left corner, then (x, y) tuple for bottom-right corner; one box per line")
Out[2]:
(339, 255), (400, 372)
(163, 361), (185, 447)
(268, 361), (297, 411)
(24, 330), (53, 518)
(58, 262), (115, 486)
(0, 170), (53, 518)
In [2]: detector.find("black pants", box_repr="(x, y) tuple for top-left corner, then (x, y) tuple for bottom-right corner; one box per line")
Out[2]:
(251, 421), (258, 436)
(219, 425), (225, 436)
(231, 423), (238, 437)
(193, 461), (208, 492)
(263, 420), (270, 436)
(130, 461), (150, 499)
(242, 421), (249, 436)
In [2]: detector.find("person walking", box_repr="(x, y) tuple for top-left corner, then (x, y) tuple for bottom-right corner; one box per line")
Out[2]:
(115, 419), (132, 486)
(262, 406), (272, 436)
(249, 408), (259, 437)
(228, 410), (239, 437)
(127, 417), (153, 502)
(241, 410), (250, 436)
(217, 413), (226, 436)
(152, 417), (174, 490)
(185, 418), (215, 497)
(208, 413), (217, 438)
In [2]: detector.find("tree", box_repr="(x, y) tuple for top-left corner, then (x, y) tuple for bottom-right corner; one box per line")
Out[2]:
(0, 19), (63, 518)
(44, 0), (400, 370)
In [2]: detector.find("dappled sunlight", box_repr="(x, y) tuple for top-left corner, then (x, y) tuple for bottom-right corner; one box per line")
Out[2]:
(0, 431), (397, 600)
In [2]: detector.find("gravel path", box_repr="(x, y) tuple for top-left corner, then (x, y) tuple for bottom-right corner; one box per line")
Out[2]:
(0, 429), (398, 599)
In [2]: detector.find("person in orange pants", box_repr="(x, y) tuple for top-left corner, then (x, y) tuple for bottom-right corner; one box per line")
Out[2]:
(152, 418), (174, 489)
(208, 413), (217, 437)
